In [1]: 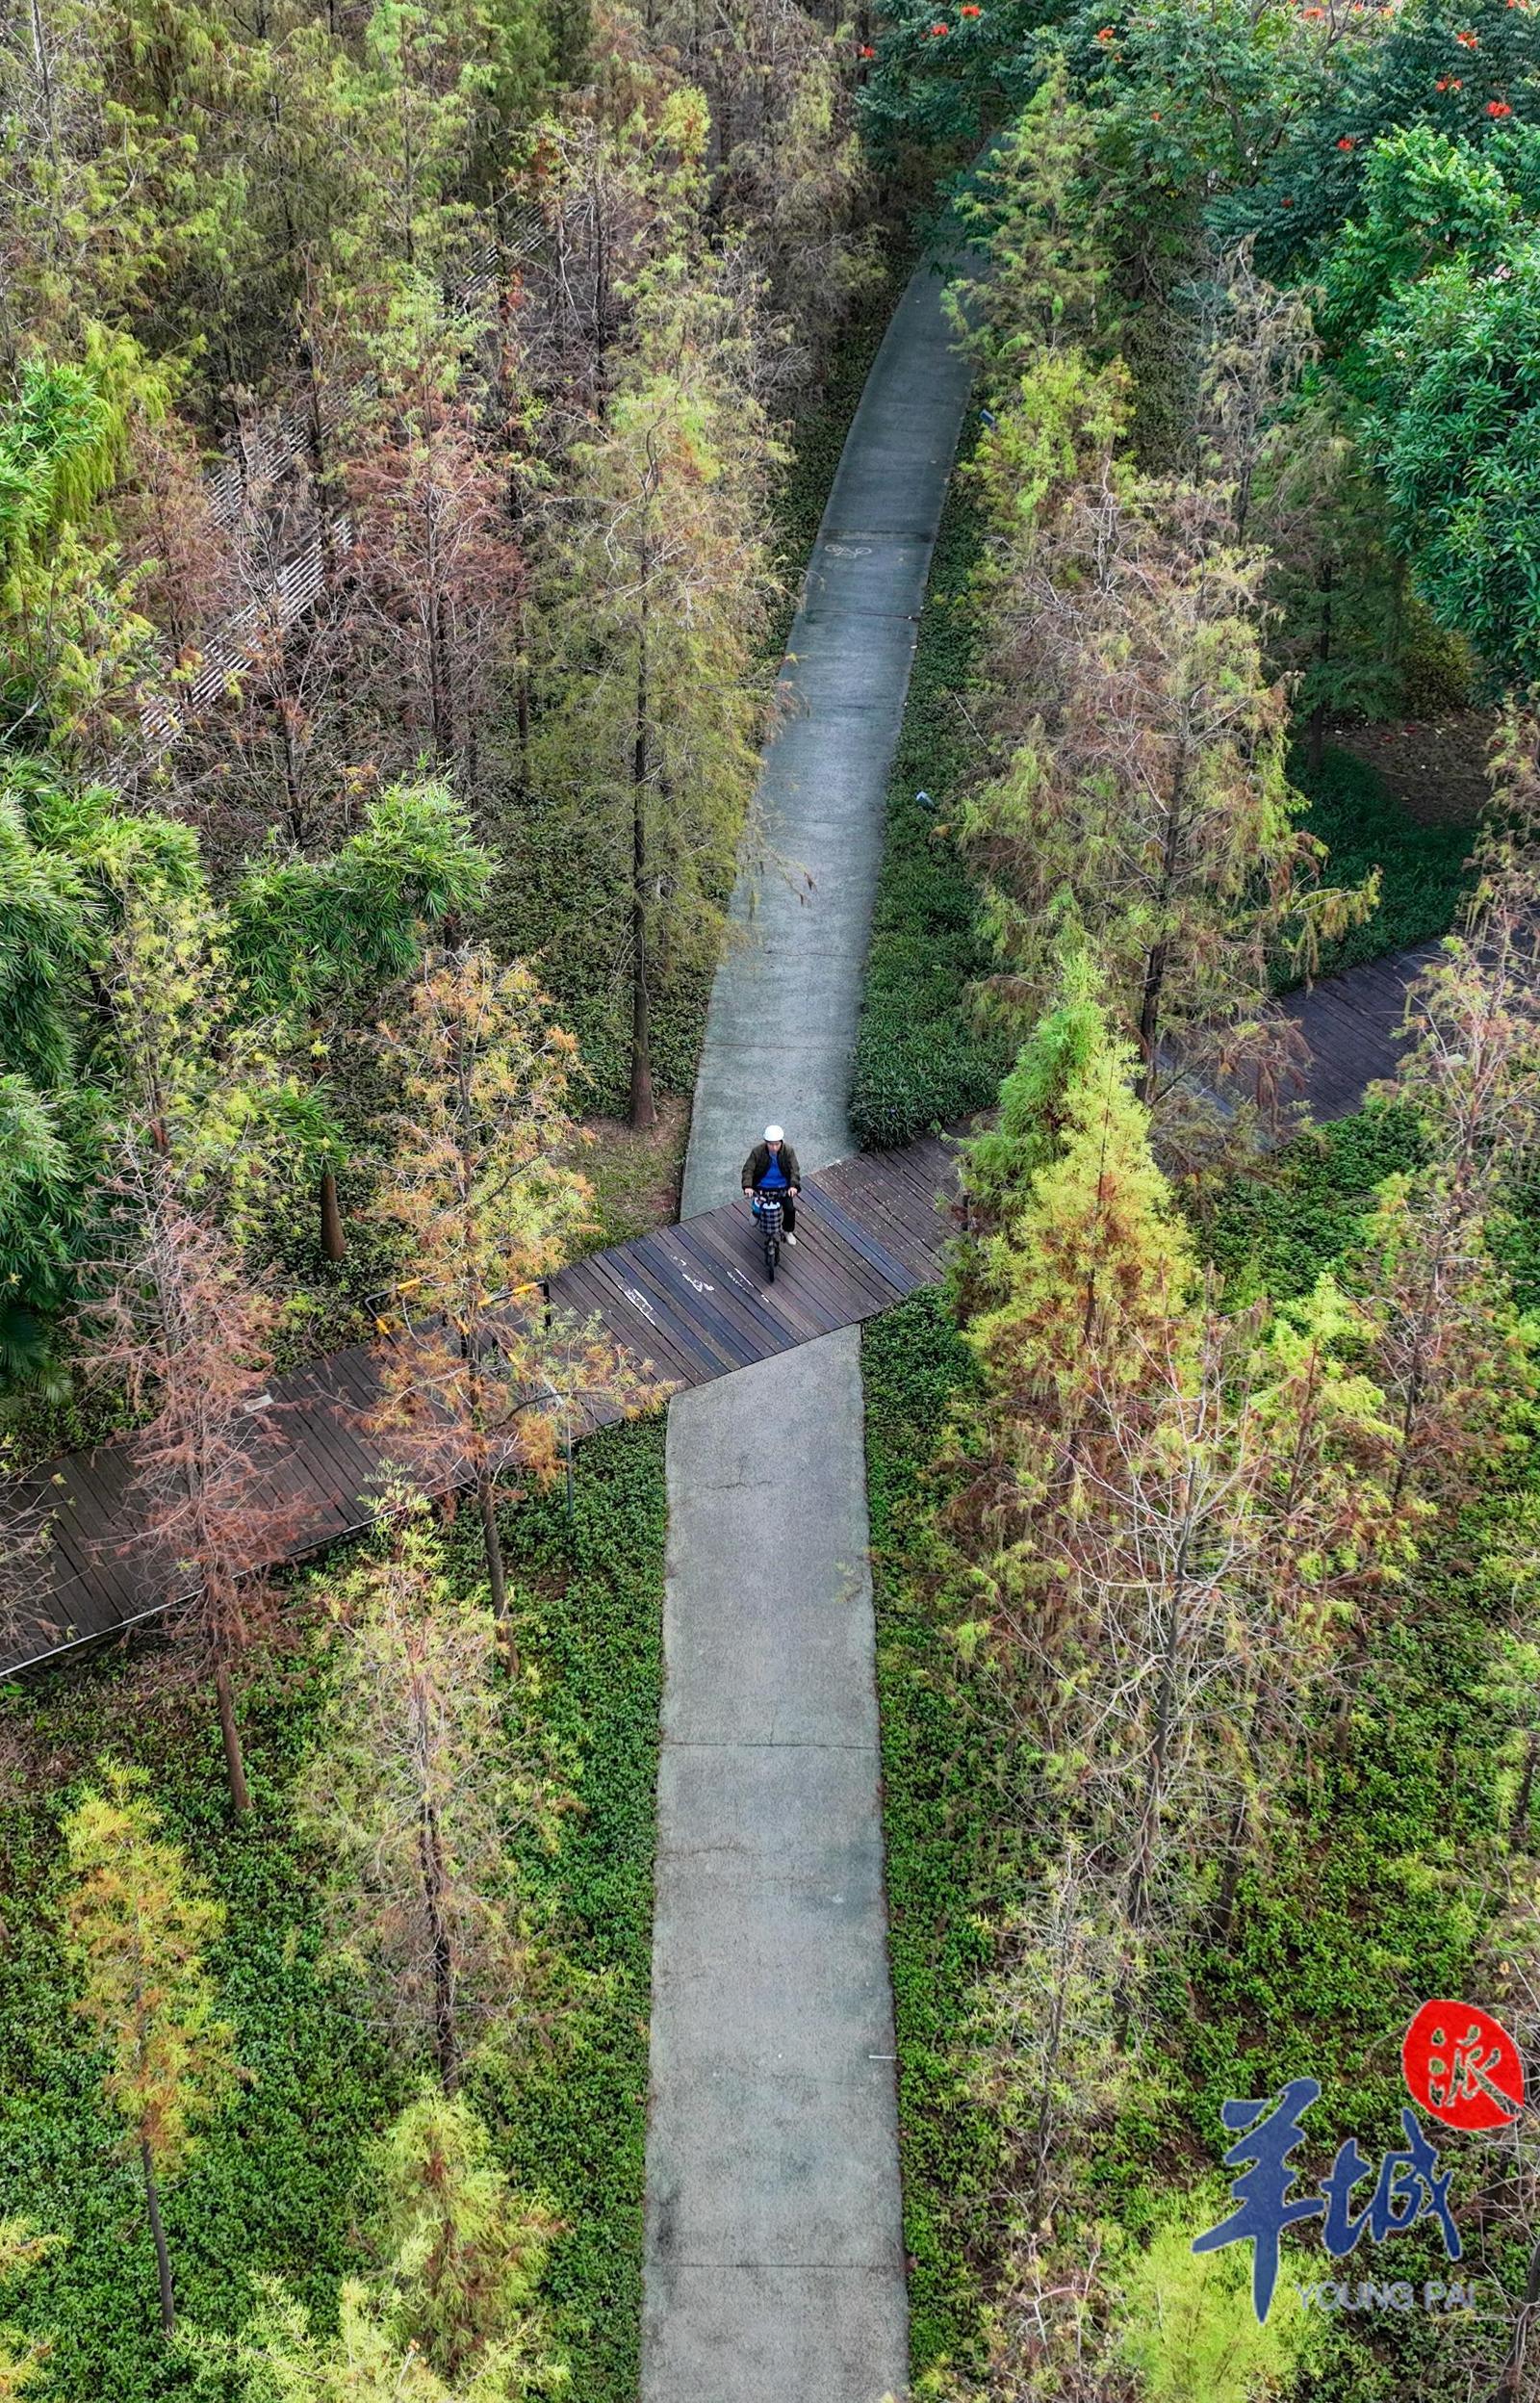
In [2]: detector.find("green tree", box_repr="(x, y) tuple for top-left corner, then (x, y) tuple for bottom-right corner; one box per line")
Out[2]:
(960, 471), (1362, 1141)
(0, 762), (209, 1385)
(1117, 2207), (1309, 2398)
(1361, 235), (1540, 686)
(367, 947), (649, 1621)
(61, 1767), (235, 2338)
(230, 778), (491, 1260)
(948, 1004), (1199, 1654)
(956, 943), (1106, 1251)
(299, 1507), (556, 2089)
(0, 1072), (78, 1387)
(947, 60), (1110, 383)
(530, 267), (775, 1127)
(0, 343), (167, 760)
(372, 2088), (559, 2390)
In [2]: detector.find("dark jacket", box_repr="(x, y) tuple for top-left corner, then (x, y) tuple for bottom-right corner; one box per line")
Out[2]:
(741, 1139), (800, 1191)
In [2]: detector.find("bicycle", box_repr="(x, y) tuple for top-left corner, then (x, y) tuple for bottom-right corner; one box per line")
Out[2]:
(751, 1186), (785, 1281)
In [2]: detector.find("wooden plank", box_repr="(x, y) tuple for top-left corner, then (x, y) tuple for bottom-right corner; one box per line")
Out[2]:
(626, 1232), (763, 1374)
(674, 1216), (822, 1353)
(790, 1195), (908, 1315)
(843, 1155), (953, 1257)
(741, 1224), (865, 1339)
(870, 1147), (949, 1211)
(825, 1160), (947, 1264)
(834, 1170), (947, 1259)
(649, 1225), (796, 1367)
(801, 1182), (922, 1294)
(590, 1238), (742, 1380)
(821, 1176), (941, 1281)
(283, 1396), (378, 1520)
(549, 1253), (654, 1352)
(560, 1254), (707, 1388)
(684, 1198), (848, 1337)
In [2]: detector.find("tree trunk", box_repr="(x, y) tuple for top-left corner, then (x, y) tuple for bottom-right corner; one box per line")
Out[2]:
(320, 1166), (346, 1263)
(1307, 556), (1334, 774)
(629, 629), (656, 1131)
(1514, 1729), (1540, 1847)
(418, 1796), (458, 2092)
(1212, 1790), (1249, 1940)
(214, 1656), (250, 1815)
(1137, 749), (1188, 1107)
(477, 1474), (511, 1637)
(1129, 1554), (1188, 1928)
(141, 2140), (176, 2336)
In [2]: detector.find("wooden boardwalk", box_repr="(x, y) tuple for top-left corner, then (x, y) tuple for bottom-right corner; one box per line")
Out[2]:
(0, 931), (1438, 1682)
(0, 1138), (958, 1678)
(1283, 940), (1438, 1123)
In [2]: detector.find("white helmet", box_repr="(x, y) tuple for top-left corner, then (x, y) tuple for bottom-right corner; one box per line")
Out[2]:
(764, 1124), (784, 1143)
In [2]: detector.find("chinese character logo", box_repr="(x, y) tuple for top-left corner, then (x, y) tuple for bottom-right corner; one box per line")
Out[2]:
(1401, 2000), (1524, 2132)
(1193, 2078), (1460, 2322)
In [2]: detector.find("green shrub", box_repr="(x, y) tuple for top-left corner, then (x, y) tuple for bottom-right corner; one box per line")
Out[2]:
(1289, 745), (1475, 981)
(1398, 603), (1477, 717)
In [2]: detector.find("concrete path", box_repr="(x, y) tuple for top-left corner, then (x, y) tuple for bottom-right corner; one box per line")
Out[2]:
(641, 261), (974, 2402)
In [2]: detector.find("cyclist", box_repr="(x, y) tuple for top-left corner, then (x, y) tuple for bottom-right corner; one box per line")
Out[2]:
(741, 1124), (801, 1246)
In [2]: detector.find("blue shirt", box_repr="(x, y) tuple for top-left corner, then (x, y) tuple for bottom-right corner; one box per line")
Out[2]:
(759, 1149), (788, 1189)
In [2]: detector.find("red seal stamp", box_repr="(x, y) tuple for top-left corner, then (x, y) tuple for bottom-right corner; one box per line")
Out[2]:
(1402, 2001), (1524, 2132)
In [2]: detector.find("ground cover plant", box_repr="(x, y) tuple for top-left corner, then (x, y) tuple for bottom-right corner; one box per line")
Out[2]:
(1290, 745), (1476, 981)
(866, 1083), (1540, 2397)
(0, 1416), (665, 2403)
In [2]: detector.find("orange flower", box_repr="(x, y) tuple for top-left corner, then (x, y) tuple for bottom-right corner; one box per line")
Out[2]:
(1336, 134), (1356, 148)
(929, 17), (949, 30)
(1455, 26), (1478, 41)
(961, 6), (982, 16)
(1095, 22), (1116, 37)
(1150, 108), (1161, 117)
(1436, 73), (1450, 86)
(860, 39), (876, 53)
(1489, 94), (1514, 112)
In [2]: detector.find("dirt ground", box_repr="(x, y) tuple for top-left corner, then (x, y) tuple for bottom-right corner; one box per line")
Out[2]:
(578, 1093), (691, 1251)
(1325, 709), (1496, 826)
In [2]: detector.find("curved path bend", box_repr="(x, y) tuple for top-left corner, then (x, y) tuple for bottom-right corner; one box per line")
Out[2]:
(641, 266), (974, 2401)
